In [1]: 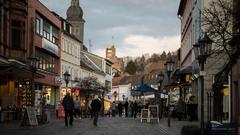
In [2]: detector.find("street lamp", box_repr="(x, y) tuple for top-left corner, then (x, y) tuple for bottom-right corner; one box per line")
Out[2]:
(113, 91), (118, 102)
(193, 33), (212, 135)
(165, 58), (174, 127)
(122, 94), (125, 101)
(158, 71), (165, 91)
(158, 71), (164, 118)
(63, 71), (71, 91)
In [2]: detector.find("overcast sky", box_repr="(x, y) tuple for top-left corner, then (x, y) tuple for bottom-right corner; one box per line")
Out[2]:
(40, 0), (180, 58)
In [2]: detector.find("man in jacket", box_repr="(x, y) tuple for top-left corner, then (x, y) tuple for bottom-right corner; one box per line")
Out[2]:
(62, 93), (74, 127)
(91, 95), (102, 126)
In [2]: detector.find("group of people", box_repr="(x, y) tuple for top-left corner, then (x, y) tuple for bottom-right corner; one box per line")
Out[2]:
(62, 93), (102, 127)
(62, 93), (156, 127)
(110, 101), (140, 118)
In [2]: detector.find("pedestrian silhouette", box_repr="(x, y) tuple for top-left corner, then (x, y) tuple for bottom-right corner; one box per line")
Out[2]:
(124, 101), (129, 117)
(118, 102), (123, 117)
(91, 95), (102, 126)
(62, 93), (74, 127)
(74, 97), (81, 119)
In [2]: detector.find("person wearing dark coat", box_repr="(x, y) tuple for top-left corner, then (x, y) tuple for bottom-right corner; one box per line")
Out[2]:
(124, 101), (129, 117)
(130, 102), (134, 117)
(118, 102), (123, 117)
(91, 95), (102, 126)
(133, 101), (138, 118)
(62, 93), (74, 127)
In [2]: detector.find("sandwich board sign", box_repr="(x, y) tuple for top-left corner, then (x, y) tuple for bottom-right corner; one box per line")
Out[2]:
(149, 105), (159, 123)
(21, 107), (38, 126)
(141, 109), (149, 123)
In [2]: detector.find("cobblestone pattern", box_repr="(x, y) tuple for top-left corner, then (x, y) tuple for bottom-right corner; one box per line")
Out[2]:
(0, 117), (170, 135)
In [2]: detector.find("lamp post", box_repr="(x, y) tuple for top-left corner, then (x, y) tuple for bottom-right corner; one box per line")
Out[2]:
(113, 91), (117, 102)
(193, 33), (212, 135)
(165, 58), (174, 127)
(158, 71), (164, 118)
(63, 71), (71, 93)
(28, 56), (39, 106)
(122, 94), (125, 101)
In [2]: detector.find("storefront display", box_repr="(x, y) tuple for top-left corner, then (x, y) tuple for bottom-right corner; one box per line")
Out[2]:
(21, 81), (33, 108)
(43, 88), (52, 105)
(60, 88), (72, 100)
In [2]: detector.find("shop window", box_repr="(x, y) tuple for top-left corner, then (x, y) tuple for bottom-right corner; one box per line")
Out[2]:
(36, 18), (40, 34)
(36, 49), (58, 73)
(43, 20), (50, 40)
(52, 26), (58, 45)
(12, 29), (21, 48)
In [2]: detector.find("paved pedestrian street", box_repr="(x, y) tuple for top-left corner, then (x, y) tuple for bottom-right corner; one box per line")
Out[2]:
(0, 117), (172, 135)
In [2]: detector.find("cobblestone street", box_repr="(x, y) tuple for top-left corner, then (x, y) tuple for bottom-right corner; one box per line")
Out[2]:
(0, 117), (173, 135)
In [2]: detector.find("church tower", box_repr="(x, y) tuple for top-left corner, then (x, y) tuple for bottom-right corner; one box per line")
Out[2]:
(66, 0), (85, 42)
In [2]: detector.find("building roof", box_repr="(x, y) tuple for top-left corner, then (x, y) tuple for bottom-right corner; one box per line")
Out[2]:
(112, 76), (124, 86)
(80, 53), (105, 76)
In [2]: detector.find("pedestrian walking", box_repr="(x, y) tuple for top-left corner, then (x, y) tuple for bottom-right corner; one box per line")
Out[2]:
(74, 97), (81, 119)
(118, 102), (123, 117)
(124, 101), (129, 117)
(62, 93), (74, 127)
(88, 99), (93, 118)
(130, 101), (134, 117)
(55, 101), (59, 119)
(133, 101), (138, 118)
(111, 101), (116, 117)
(91, 95), (102, 126)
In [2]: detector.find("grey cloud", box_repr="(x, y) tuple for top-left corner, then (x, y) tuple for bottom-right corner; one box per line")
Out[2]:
(40, 0), (180, 56)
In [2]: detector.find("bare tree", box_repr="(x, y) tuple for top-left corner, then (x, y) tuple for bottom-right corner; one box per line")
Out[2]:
(202, 0), (233, 57)
(202, 0), (240, 85)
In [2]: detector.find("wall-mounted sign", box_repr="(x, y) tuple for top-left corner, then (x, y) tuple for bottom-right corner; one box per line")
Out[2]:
(42, 38), (59, 56)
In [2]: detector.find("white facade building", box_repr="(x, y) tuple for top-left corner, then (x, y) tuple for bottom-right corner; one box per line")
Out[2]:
(111, 84), (132, 102)
(60, 19), (82, 100)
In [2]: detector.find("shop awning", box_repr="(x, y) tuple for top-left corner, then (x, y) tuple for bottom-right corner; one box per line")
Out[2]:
(132, 84), (158, 96)
(0, 66), (45, 79)
(0, 59), (45, 79)
(173, 66), (192, 76)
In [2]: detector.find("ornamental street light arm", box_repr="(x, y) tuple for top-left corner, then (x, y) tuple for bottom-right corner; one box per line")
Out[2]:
(193, 32), (212, 135)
